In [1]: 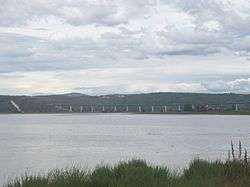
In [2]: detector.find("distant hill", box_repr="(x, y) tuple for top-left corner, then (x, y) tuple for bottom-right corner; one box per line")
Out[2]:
(1, 92), (250, 113)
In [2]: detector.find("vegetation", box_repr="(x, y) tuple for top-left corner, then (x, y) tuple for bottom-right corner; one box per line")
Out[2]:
(5, 141), (250, 187)
(4, 159), (250, 187)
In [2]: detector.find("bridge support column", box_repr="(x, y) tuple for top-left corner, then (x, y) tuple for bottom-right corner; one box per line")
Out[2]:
(191, 105), (195, 110)
(138, 106), (142, 112)
(178, 105), (181, 112)
(164, 106), (167, 113)
(69, 105), (72, 112)
(235, 104), (239, 112)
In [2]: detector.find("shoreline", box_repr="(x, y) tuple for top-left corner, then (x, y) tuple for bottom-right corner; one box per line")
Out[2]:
(1, 111), (250, 115)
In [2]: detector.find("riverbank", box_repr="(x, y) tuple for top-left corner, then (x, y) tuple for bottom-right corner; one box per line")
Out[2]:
(134, 111), (250, 115)
(2, 111), (250, 115)
(4, 158), (250, 187)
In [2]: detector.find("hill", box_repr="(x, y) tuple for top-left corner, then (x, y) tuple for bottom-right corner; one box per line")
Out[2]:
(1, 92), (250, 113)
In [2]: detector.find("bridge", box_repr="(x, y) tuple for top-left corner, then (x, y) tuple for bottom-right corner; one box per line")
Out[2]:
(54, 103), (244, 113)
(1, 99), (249, 113)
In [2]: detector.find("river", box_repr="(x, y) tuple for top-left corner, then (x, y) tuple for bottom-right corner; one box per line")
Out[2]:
(1, 114), (250, 185)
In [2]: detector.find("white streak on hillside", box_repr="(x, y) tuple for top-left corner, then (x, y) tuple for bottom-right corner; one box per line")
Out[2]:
(10, 100), (22, 112)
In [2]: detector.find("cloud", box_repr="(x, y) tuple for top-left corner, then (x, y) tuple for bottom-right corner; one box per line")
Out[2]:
(202, 78), (250, 93)
(160, 0), (250, 56)
(0, 69), (205, 95)
(1, 0), (250, 94)
(0, 0), (155, 27)
(0, 33), (36, 58)
(1, 63), (250, 95)
(2, 0), (250, 58)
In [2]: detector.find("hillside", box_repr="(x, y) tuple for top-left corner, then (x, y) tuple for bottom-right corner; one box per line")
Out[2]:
(1, 92), (250, 113)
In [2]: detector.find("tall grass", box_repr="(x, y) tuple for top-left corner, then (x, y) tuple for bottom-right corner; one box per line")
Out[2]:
(5, 142), (250, 187)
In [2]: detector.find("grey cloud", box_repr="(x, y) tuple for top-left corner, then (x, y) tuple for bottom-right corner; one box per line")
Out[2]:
(202, 78), (250, 93)
(0, 0), (155, 26)
(0, 0), (52, 26)
(74, 85), (129, 95)
(2, 0), (250, 58)
(153, 47), (220, 56)
(0, 33), (37, 58)
(118, 27), (145, 35)
(0, 33), (79, 72)
(0, 32), (145, 73)
(2, 0), (250, 94)
(159, 0), (250, 57)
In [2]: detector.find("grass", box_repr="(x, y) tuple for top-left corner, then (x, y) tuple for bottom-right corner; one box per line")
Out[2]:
(4, 142), (250, 187)
(4, 159), (250, 187)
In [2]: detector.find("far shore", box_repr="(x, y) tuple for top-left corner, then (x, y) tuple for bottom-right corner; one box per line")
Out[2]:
(1, 111), (250, 115)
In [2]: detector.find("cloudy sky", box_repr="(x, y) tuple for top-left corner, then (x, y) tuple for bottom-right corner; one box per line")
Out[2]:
(1, 0), (250, 95)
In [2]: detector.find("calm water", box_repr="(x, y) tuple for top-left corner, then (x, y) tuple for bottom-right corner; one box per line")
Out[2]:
(1, 114), (250, 185)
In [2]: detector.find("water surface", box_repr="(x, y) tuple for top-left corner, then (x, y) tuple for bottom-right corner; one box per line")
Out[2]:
(1, 114), (250, 185)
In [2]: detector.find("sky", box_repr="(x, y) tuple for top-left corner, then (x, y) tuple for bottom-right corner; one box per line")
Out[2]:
(1, 0), (250, 95)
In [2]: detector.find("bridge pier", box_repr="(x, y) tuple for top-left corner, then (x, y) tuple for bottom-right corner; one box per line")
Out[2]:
(235, 104), (239, 111)
(151, 106), (154, 113)
(178, 105), (181, 112)
(164, 106), (167, 113)
(126, 106), (129, 112)
(69, 105), (72, 112)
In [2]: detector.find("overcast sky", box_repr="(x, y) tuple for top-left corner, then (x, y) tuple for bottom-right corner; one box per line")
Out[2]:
(1, 0), (250, 95)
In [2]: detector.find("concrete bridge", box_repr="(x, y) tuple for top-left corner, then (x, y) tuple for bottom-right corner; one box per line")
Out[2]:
(2, 99), (247, 113)
(55, 103), (243, 113)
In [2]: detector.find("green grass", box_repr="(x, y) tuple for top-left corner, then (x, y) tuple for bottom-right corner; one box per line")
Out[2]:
(4, 159), (250, 187)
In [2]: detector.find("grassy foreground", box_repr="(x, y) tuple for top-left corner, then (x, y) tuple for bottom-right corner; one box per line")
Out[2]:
(4, 158), (250, 187)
